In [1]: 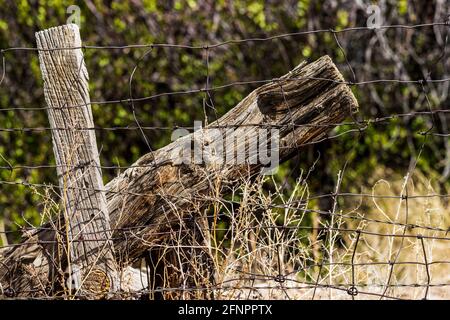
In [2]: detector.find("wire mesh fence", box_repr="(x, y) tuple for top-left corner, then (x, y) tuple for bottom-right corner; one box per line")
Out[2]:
(0, 18), (449, 300)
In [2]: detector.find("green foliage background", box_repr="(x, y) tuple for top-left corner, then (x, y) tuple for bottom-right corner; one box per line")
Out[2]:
(0, 0), (448, 243)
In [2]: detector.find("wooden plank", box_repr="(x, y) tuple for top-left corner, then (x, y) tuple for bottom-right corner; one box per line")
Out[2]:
(0, 55), (358, 298)
(35, 24), (118, 298)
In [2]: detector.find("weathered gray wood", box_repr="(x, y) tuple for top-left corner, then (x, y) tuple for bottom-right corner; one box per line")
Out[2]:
(106, 55), (358, 261)
(35, 24), (118, 297)
(0, 55), (358, 298)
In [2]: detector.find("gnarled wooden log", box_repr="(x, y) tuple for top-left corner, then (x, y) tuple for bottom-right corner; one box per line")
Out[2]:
(0, 55), (358, 298)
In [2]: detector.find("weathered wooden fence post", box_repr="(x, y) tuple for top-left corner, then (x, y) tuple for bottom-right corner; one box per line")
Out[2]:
(35, 24), (118, 298)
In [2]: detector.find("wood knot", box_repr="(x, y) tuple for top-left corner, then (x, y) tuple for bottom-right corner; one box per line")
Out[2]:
(256, 91), (284, 114)
(82, 267), (111, 299)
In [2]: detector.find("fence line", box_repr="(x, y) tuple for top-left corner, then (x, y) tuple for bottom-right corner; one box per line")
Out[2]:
(0, 20), (449, 300)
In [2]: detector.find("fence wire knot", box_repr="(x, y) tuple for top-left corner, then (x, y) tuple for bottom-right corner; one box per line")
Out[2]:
(274, 274), (286, 283)
(346, 286), (358, 296)
(3, 287), (15, 298)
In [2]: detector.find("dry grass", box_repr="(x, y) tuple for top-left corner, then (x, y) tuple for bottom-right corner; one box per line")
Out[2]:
(197, 168), (450, 300)
(2, 167), (448, 300)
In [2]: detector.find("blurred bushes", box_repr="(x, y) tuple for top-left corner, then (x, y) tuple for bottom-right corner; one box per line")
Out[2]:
(0, 0), (448, 241)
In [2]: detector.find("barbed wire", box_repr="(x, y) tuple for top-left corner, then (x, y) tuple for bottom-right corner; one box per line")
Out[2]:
(0, 20), (449, 300)
(1, 21), (448, 54)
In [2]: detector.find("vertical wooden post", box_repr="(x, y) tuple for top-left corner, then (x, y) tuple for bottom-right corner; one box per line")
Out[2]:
(36, 24), (118, 298)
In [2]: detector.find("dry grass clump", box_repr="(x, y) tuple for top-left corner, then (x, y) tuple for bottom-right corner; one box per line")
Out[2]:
(202, 168), (449, 300)
(2, 167), (448, 300)
(339, 169), (449, 300)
